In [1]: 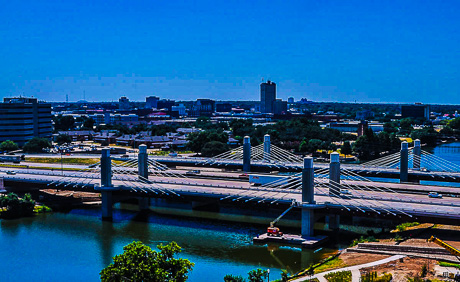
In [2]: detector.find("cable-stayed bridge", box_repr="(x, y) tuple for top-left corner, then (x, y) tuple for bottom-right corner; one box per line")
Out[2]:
(152, 136), (460, 182)
(2, 142), (460, 238)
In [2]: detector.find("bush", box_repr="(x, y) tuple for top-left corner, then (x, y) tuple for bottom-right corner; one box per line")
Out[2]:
(324, 270), (352, 282)
(396, 222), (420, 232)
(361, 272), (392, 282)
(247, 269), (268, 282)
(0, 192), (36, 218)
(224, 274), (245, 282)
(350, 236), (379, 247)
(420, 264), (427, 278)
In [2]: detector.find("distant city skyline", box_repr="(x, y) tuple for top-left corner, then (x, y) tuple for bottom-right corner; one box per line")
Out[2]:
(1, 0), (459, 104)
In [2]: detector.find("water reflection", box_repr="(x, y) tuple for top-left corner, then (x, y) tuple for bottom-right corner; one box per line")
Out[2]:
(0, 204), (334, 281)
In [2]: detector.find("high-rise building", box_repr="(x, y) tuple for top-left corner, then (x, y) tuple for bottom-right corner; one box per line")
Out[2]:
(145, 96), (159, 109)
(288, 97), (294, 103)
(273, 99), (288, 115)
(119, 96), (130, 110)
(157, 99), (175, 111)
(401, 103), (430, 120)
(260, 80), (276, 113)
(190, 99), (215, 117)
(0, 97), (52, 146)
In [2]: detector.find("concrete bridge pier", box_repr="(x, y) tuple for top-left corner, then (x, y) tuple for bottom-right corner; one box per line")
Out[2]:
(413, 139), (421, 170)
(100, 148), (115, 220)
(243, 136), (251, 172)
(400, 142), (409, 182)
(263, 134), (270, 162)
(138, 145), (150, 211)
(301, 157), (315, 238)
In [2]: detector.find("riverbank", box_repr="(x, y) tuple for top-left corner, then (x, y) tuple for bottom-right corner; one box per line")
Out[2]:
(290, 223), (460, 281)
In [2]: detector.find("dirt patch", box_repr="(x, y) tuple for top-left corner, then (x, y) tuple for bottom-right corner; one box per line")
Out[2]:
(340, 252), (390, 267)
(360, 257), (438, 282)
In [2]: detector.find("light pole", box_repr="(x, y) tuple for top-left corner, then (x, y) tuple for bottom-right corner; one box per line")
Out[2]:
(267, 269), (270, 282)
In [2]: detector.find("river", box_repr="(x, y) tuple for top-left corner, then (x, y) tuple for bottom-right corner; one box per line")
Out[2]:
(1, 143), (459, 281)
(0, 203), (334, 281)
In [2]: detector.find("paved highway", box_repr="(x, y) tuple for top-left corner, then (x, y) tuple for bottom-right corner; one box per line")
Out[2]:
(2, 166), (460, 220)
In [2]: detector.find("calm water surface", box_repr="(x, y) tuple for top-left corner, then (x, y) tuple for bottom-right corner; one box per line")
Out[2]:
(0, 205), (332, 281)
(1, 142), (458, 281)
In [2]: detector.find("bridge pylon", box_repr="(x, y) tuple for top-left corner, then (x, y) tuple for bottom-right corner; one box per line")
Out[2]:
(400, 141), (409, 182)
(329, 152), (340, 196)
(301, 157), (315, 238)
(413, 139), (421, 170)
(243, 136), (251, 172)
(263, 134), (271, 162)
(138, 144), (150, 211)
(101, 148), (115, 220)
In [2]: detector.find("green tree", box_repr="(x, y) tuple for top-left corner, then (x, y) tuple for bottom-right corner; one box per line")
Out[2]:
(56, 134), (72, 145)
(410, 127), (437, 147)
(280, 269), (289, 282)
(224, 274), (245, 282)
(100, 241), (194, 282)
(341, 141), (352, 156)
(0, 140), (19, 152)
(247, 269), (268, 282)
(187, 131), (228, 153)
(23, 138), (52, 153)
(201, 141), (229, 157)
(53, 115), (75, 131)
(0, 192), (35, 218)
(82, 118), (95, 129)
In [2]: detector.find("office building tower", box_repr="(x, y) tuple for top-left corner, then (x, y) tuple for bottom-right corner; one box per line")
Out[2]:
(0, 97), (52, 146)
(260, 80), (276, 113)
(145, 96), (159, 109)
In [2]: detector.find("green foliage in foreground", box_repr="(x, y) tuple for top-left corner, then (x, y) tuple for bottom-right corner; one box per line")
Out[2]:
(361, 272), (392, 282)
(396, 222), (420, 232)
(0, 192), (35, 218)
(439, 261), (460, 269)
(34, 205), (52, 213)
(100, 241), (194, 282)
(350, 236), (379, 247)
(224, 274), (245, 282)
(224, 269), (268, 282)
(324, 270), (352, 282)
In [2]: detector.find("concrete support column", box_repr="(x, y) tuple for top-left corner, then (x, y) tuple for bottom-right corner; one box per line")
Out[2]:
(400, 142), (409, 182)
(329, 152), (340, 196)
(301, 209), (314, 238)
(101, 148), (113, 220)
(139, 197), (149, 211)
(101, 191), (113, 220)
(413, 139), (421, 170)
(327, 214), (340, 230)
(263, 134), (271, 162)
(301, 157), (315, 238)
(138, 144), (148, 180)
(243, 136), (251, 172)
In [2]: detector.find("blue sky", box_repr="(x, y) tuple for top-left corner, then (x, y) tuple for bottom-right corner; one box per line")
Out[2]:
(0, 0), (459, 103)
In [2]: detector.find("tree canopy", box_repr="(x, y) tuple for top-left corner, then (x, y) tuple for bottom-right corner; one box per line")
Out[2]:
(53, 115), (75, 131)
(0, 140), (18, 152)
(56, 134), (72, 145)
(22, 138), (52, 153)
(100, 241), (194, 282)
